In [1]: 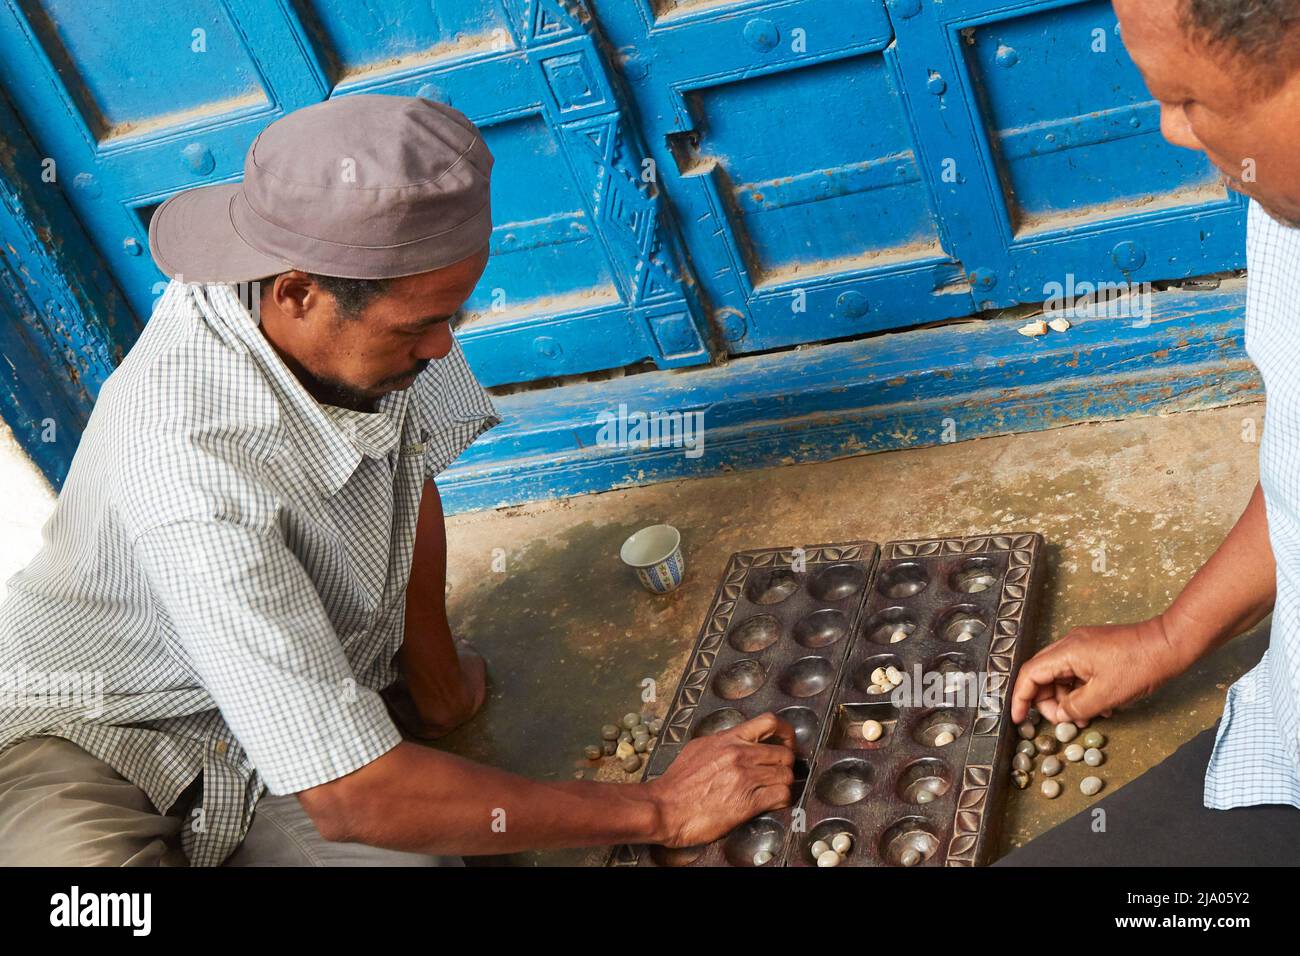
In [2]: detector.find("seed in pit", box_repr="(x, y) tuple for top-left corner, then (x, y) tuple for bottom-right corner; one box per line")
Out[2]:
(885, 666), (903, 685)
(633, 737), (649, 753)
(916, 788), (936, 805)
(649, 718), (664, 736)
(583, 745), (602, 760)
(1055, 722), (1078, 743)
(1080, 729), (1105, 749)
(618, 731), (633, 745)
(753, 850), (773, 866)
(1011, 769), (1031, 789)
(871, 667), (889, 686)
(1016, 740), (1037, 757)
(602, 741), (616, 756)
(1080, 775), (1104, 796)
(1064, 743), (1084, 762)
(1018, 721), (1037, 740)
(868, 684), (887, 694)
(934, 730), (956, 746)
(1027, 706), (1040, 723)
(1041, 755), (1062, 777)
(615, 740), (635, 759)
(1012, 752), (1032, 772)
(831, 832), (853, 855)
(622, 713), (643, 730)
(862, 720), (884, 742)
(1041, 778), (1061, 799)
(633, 727), (650, 742)
(811, 839), (831, 858)
(817, 849), (841, 867)
(1084, 747), (1104, 767)
(620, 754), (642, 773)
(601, 724), (620, 741)
(1034, 734), (1058, 755)
(900, 848), (922, 867)
(890, 628), (908, 644)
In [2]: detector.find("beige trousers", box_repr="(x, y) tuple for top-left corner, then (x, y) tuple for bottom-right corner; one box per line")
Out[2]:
(0, 736), (460, 867)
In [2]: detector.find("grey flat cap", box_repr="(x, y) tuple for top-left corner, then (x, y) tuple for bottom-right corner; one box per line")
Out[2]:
(148, 94), (494, 283)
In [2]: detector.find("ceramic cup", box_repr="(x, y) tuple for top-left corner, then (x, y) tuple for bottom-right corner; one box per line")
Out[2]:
(620, 524), (685, 594)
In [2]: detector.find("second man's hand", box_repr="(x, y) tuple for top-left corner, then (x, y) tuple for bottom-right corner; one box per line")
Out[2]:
(644, 712), (797, 848)
(1009, 614), (1192, 726)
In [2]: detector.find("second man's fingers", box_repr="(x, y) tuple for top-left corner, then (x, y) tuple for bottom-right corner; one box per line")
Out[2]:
(732, 712), (797, 750)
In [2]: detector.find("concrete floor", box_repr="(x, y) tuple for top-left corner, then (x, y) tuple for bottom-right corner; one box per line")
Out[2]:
(439, 402), (1269, 866)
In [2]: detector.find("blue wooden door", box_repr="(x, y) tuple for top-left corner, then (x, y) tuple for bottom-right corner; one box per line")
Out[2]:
(887, 0), (1244, 310)
(591, 0), (1244, 355)
(0, 0), (713, 388)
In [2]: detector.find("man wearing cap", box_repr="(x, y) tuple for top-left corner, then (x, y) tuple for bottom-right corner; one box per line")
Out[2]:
(0, 95), (795, 866)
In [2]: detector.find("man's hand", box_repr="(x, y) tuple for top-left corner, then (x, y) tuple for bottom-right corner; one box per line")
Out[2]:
(1010, 615), (1192, 726)
(644, 713), (796, 848)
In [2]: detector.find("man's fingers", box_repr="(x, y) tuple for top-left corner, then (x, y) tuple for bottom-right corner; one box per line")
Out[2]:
(1011, 645), (1076, 722)
(1057, 680), (1110, 727)
(742, 739), (797, 769)
(751, 783), (793, 814)
(731, 712), (796, 750)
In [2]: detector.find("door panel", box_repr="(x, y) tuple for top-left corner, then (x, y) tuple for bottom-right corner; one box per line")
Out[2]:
(889, 0), (1245, 309)
(592, 0), (979, 355)
(964, 2), (1224, 233)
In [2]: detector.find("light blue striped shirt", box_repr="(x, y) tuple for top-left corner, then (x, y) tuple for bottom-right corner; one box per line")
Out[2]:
(1204, 199), (1300, 809)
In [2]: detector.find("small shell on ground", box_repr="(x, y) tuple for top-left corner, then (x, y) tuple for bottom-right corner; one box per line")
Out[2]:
(1080, 729), (1105, 749)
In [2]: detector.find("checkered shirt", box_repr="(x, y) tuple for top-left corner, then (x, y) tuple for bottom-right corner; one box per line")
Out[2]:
(1204, 199), (1300, 810)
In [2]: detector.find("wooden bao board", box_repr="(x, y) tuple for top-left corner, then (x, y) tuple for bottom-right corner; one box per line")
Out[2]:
(608, 533), (1046, 867)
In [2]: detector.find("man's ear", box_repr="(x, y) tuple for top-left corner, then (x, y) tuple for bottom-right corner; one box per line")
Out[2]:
(268, 270), (320, 320)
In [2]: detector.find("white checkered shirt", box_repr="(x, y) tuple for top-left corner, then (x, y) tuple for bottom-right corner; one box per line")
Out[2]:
(1203, 199), (1300, 810)
(0, 280), (498, 865)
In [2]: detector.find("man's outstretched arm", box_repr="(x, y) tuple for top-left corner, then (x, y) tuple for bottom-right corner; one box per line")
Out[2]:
(1011, 481), (1276, 725)
(298, 713), (796, 856)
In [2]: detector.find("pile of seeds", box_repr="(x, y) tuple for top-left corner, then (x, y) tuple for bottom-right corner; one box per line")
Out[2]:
(1011, 710), (1108, 799)
(811, 831), (855, 867)
(585, 711), (663, 775)
(867, 665), (904, 695)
